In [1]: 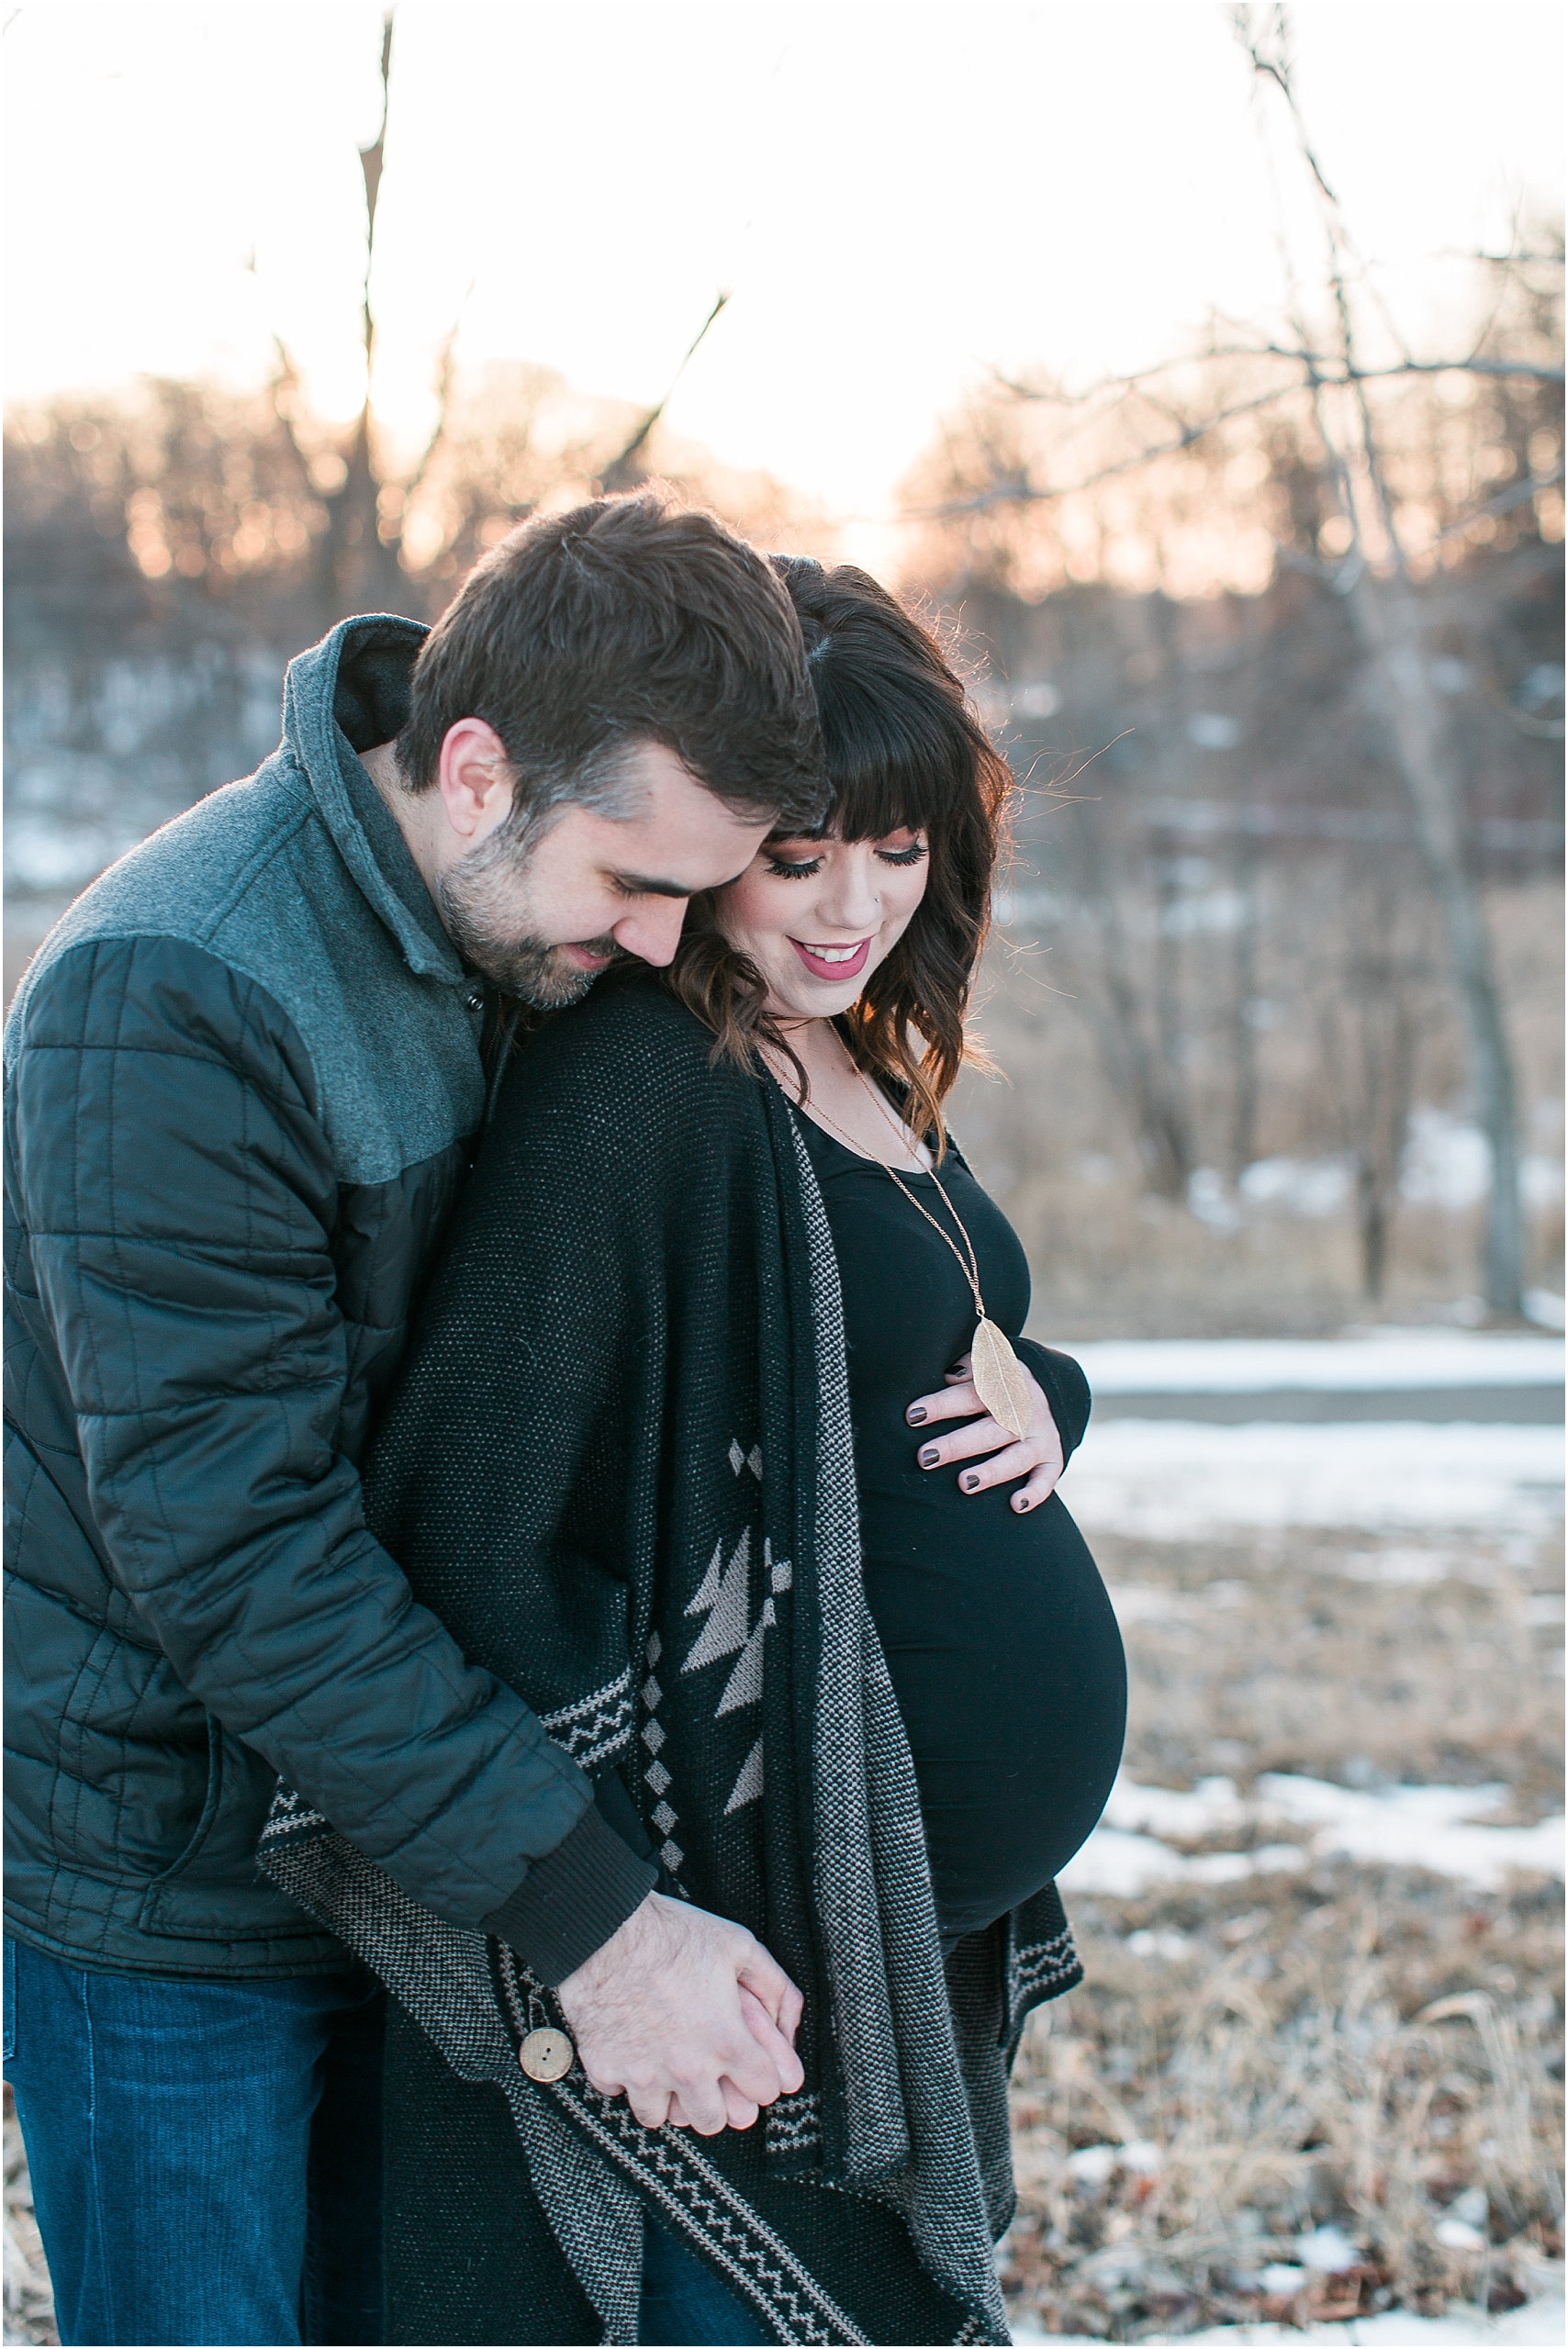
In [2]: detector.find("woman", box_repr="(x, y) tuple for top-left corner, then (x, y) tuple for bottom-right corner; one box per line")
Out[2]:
(263, 561), (1126, 2346)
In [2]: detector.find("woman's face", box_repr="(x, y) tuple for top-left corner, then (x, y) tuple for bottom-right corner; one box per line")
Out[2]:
(715, 824), (931, 1022)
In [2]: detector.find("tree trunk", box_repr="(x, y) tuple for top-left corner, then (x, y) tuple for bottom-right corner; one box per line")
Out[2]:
(1345, 573), (1525, 1314)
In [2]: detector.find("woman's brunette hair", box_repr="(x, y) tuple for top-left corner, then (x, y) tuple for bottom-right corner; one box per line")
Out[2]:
(666, 557), (1013, 1154)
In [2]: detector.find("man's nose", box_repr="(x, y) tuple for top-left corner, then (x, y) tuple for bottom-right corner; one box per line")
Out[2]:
(612, 899), (688, 968)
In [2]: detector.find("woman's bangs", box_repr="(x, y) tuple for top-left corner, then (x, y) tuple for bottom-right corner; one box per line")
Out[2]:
(824, 754), (939, 844)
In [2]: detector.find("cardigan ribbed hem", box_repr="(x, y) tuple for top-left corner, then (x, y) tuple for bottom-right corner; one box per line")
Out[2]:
(481, 1804), (657, 1986)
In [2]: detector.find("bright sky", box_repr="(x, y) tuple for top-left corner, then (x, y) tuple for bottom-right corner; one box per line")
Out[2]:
(5, 1), (1562, 550)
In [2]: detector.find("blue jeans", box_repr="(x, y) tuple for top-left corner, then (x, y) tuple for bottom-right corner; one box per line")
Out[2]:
(640, 2216), (770, 2345)
(4, 1937), (384, 2347)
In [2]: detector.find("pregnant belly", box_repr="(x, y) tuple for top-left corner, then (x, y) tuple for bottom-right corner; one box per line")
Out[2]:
(860, 1484), (1127, 1944)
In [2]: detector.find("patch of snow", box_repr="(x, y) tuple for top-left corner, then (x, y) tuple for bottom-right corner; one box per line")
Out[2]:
(1523, 1157), (1565, 1210)
(1253, 1774), (1564, 1886)
(1526, 1290), (1567, 1332)
(1009, 2291), (1566, 2343)
(1296, 2223), (1363, 2272)
(1402, 1111), (1492, 1211)
(1260, 2262), (1310, 2293)
(1434, 2217), (1488, 2251)
(1190, 1167), (1244, 1232)
(1058, 1334), (1565, 1393)
(1061, 1828), (1308, 1896)
(1060, 1773), (1564, 1897)
(1061, 1420), (1563, 1538)
(1126, 1927), (1194, 1959)
(1239, 1155), (1354, 1218)
(1163, 888), (1251, 938)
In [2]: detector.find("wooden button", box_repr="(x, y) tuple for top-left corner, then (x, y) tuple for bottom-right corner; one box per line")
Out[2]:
(519, 2027), (574, 2083)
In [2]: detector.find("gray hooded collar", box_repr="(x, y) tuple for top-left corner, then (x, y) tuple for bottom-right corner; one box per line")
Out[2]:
(280, 613), (464, 986)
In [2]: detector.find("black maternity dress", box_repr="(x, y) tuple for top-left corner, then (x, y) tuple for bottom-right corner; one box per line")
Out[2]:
(798, 1112), (1126, 1949)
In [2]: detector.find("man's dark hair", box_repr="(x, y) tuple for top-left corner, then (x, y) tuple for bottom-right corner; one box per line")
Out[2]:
(396, 489), (829, 836)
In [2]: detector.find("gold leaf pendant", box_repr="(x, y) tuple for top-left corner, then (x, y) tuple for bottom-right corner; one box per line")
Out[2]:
(970, 1317), (1034, 1444)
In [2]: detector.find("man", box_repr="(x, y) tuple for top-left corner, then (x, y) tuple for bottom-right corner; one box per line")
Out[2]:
(4, 493), (828, 2346)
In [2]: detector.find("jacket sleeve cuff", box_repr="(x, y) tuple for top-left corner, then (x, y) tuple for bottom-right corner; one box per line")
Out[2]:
(479, 1802), (658, 1988)
(1017, 1339), (1092, 1460)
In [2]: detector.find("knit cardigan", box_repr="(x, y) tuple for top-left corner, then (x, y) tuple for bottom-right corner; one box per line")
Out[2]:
(260, 972), (1082, 2346)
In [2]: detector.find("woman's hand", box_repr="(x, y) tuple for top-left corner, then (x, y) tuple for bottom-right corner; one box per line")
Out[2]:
(904, 1353), (1066, 1513)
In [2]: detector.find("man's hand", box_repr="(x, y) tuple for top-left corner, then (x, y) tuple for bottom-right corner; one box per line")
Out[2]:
(554, 1891), (804, 2135)
(904, 1353), (1066, 1513)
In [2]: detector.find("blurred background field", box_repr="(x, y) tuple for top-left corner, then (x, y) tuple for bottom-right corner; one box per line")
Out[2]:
(3, 5), (1562, 2342)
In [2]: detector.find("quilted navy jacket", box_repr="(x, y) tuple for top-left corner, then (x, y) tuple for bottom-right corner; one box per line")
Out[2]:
(4, 615), (655, 1981)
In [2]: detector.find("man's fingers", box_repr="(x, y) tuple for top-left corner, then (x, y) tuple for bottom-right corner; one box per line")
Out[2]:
(738, 1986), (805, 2093)
(626, 2086), (674, 2131)
(735, 1945), (802, 2033)
(663, 2072), (731, 2135)
(718, 2080), (762, 2130)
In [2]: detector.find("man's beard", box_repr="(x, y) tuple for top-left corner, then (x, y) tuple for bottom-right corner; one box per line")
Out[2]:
(435, 825), (622, 1009)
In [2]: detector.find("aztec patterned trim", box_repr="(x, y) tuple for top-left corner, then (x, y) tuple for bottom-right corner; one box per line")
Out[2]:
(538, 1666), (635, 1766)
(1014, 1925), (1082, 2007)
(495, 1947), (867, 2345)
(258, 1782), (327, 1842)
(764, 2088), (823, 2158)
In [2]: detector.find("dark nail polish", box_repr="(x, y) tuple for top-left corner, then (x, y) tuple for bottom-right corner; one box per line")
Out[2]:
(919, 1446), (939, 1468)
(907, 1406), (926, 1425)
(962, 1472), (980, 1493)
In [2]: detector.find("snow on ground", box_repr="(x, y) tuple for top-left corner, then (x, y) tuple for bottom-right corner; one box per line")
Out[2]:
(1010, 2291), (1565, 2343)
(1059, 1420), (1563, 1540)
(1061, 1333), (1565, 1393)
(1059, 1773), (1565, 1897)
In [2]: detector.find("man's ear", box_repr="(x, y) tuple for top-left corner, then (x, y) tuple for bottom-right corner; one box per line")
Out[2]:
(435, 718), (516, 842)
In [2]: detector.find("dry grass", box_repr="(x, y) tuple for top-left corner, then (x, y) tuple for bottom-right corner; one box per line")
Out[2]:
(4, 2093), (52, 2348)
(6, 1528), (1561, 2345)
(1002, 1524), (1564, 2341)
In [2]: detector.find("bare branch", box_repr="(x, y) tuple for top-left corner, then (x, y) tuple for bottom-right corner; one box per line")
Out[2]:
(399, 311), (465, 506)
(599, 288), (732, 493)
(1428, 466), (1565, 548)
(357, 11), (395, 399)
(265, 335), (317, 481)
(909, 381), (1320, 519)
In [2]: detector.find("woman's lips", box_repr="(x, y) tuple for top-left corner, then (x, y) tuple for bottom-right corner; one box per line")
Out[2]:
(790, 936), (871, 983)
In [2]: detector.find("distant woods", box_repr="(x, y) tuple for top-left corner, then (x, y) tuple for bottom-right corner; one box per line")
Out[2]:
(4, 243), (1562, 1313)
(902, 8), (1563, 1315)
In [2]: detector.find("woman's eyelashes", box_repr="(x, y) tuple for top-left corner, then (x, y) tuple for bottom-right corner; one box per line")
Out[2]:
(762, 838), (927, 880)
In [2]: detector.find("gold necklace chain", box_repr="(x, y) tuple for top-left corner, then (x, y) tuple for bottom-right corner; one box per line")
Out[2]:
(788, 1032), (1036, 1445)
(796, 1061), (990, 1325)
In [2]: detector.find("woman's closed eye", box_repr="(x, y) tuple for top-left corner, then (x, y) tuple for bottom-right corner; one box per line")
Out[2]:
(763, 837), (927, 880)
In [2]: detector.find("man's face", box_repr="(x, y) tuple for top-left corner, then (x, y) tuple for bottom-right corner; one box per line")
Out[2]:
(436, 741), (773, 1007)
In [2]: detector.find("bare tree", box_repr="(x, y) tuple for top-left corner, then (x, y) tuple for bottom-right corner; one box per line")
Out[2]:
(908, 6), (1562, 1314)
